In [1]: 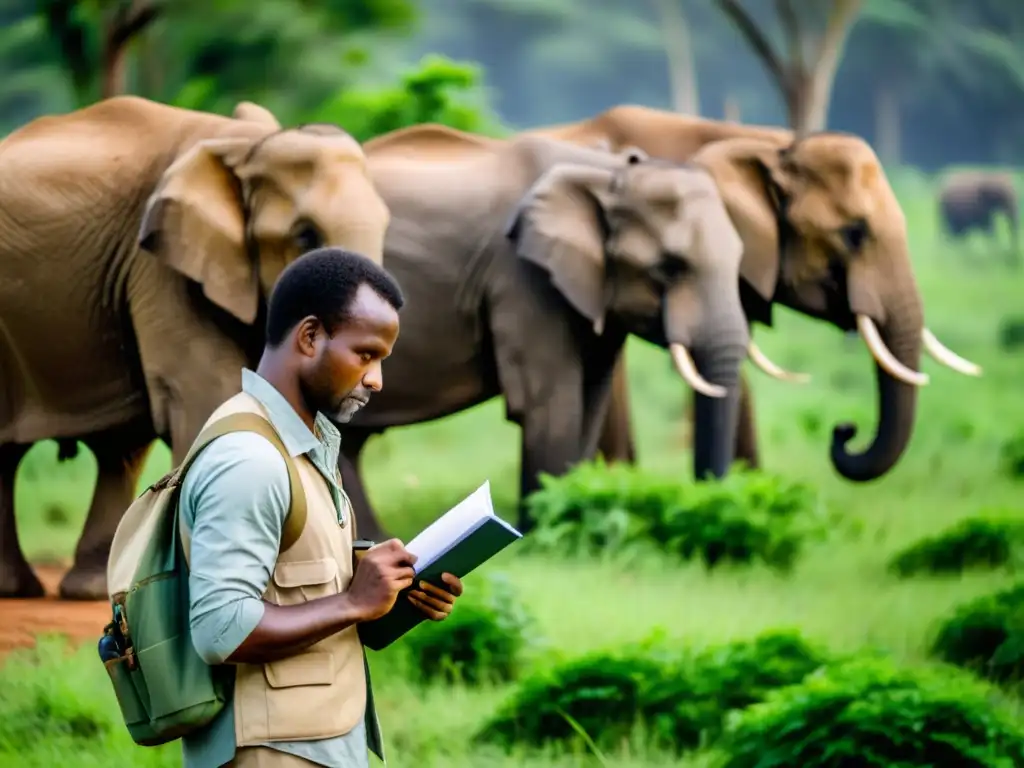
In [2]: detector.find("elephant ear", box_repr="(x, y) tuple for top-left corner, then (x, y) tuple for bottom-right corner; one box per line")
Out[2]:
(504, 164), (616, 335)
(232, 101), (281, 128)
(138, 137), (260, 324)
(711, 144), (789, 313)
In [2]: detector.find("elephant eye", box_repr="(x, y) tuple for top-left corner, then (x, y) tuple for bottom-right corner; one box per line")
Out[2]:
(652, 255), (689, 284)
(839, 219), (868, 253)
(293, 222), (323, 253)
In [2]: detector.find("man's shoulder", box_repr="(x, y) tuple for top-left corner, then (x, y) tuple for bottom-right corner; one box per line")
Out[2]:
(179, 431), (291, 510)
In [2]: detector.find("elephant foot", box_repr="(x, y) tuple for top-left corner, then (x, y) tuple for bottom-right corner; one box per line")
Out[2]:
(58, 564), (108, 601)
(0, 562), (45, 599)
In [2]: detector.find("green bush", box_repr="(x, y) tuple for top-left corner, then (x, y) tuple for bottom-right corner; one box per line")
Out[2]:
(1000, 432), (1024, 480)
(304, 54), (507, 143)
(476, 629), (831, 755)
(929, 582), (1024, 688)
(524, 461), (829, 572)
(714, 655), (1024, 768)
(887, 515), (1024, 578)
(641, 630), (832, 752)
(400, 573), (538, 686)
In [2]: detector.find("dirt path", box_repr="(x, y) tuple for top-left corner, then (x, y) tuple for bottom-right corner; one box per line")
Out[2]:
(0, 565), (108, 660)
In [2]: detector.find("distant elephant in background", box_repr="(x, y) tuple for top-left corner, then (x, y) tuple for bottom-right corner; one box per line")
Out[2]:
(0, 95), (391, 599)
(938, 169), (1019, 267)
(337, 126), (752, 540)
(526, 105), (982, 480)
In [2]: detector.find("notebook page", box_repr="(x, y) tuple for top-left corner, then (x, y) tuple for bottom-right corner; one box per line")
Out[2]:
(404, 481), (494, 569)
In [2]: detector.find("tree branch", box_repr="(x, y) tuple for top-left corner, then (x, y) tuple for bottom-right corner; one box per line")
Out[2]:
(775, 0), (805, 73)
(714, 0), (788, 89)
(40, 0), (92, 102)
(102, 0), (162, 98)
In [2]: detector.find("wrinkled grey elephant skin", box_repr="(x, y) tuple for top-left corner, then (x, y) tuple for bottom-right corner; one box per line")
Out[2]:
(335, 126), (751, 541)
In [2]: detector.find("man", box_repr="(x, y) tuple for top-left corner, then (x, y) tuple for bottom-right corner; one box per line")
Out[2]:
(178, 247), (464, 768)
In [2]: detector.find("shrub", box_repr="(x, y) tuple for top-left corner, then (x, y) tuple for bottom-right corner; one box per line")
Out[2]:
(401, 573), (538, 686)
(887, 515), (1024, 578)
(714, 654), (1024, 768)
(477, 629), (831, 755)
(476, 643), (669, 752)
(305, 54), (507, 143)
(525, 461), (829, 572)
(998, 316), (1024, 352)
(642, 630), (832, 752)
(1000, 432), (1024, 480)
(929, 582), (1024, 688)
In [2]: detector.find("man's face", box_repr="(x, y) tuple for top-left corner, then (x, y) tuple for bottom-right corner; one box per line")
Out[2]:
(298, 284), (400, 423)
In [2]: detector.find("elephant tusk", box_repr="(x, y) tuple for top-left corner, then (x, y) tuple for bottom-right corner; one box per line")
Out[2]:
(748, 340), (811, 384)
(922, 328), (983, 377)
(669, 343), (728, 398)
(857, 315), (929, 387)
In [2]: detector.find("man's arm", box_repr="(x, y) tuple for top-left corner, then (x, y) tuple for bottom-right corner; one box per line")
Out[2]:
(181, 434), (373, 667)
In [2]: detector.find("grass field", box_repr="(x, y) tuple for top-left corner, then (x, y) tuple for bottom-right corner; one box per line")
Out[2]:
(3, 166), (1024, 766)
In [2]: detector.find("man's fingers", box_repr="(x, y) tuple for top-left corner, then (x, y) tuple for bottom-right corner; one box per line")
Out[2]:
(418, 581), (457, 603)
(439, 573), (463, 596)
(409, 589), (451, 612)
(408, 594), (449, 621)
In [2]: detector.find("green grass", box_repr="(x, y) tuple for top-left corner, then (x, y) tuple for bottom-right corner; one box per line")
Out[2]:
(5, 167), (1024, 766)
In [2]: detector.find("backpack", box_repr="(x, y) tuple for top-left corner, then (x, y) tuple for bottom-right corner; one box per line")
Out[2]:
(100, 411), (308, 747)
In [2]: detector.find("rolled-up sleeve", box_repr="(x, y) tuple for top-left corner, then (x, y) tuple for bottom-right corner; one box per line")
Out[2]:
(179, 433), (291, 665)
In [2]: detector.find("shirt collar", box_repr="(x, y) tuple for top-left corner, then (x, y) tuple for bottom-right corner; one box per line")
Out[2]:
(240, 368), (338, 458)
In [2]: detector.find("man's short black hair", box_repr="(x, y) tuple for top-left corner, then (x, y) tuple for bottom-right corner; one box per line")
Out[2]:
(265, 247), (404, 348)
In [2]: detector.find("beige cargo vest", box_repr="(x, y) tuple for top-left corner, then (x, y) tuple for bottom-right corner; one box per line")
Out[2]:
(197, 391), (367, 746)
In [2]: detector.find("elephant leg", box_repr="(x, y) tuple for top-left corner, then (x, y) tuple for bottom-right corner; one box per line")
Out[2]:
(595, 355), (637, 464)
(734, 374), (759, 470)
(339, 429), (389, 543)
(59, 425), (154, 601)
(0, 442), (44, 598)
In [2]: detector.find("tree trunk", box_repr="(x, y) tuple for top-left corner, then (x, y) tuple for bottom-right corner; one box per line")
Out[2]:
(653, 0), (699, 114)
(724, 93), (742, 122)
(874, 82), (901, 166)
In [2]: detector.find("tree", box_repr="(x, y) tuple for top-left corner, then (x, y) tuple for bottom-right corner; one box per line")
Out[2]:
(714, 0), (863, 132)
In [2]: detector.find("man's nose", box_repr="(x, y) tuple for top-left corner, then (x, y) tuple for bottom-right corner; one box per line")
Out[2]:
(362, 363), (383, 392)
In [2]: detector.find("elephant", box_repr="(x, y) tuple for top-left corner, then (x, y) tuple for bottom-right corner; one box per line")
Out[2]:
(333, 125), (753, 540)
(0, 95), (391, 599)
(524, 104), (982, 480)
(937, 169), (1019, 268)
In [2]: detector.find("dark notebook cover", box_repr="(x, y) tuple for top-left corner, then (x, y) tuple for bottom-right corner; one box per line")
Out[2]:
(358, 513), (522, 651)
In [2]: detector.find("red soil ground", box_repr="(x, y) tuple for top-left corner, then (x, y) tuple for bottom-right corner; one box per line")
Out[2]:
(0, 565), (108, 660)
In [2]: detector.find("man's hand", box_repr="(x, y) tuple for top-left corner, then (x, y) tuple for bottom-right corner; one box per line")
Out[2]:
(347, 539), (418, 622)
(408, 573), (463, 621)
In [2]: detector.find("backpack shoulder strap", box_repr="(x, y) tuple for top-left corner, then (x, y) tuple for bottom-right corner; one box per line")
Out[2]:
(177, 412), (308, 568)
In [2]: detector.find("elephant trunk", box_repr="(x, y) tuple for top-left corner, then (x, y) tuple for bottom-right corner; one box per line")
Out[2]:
(663, 280), (750, 481)
(831, 271), (925, 482)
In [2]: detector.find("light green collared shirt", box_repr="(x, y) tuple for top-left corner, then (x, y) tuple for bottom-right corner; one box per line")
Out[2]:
(178, 368), (382, 768)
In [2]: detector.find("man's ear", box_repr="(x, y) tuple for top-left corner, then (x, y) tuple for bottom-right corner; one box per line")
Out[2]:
(504, 164), (615, 335)
(138, 136), (261, 324)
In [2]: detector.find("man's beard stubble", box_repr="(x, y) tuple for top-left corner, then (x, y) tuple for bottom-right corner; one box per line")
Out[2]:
(299, 371), (370, 425)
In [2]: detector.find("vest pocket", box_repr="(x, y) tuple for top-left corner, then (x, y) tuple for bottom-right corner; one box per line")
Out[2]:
(264, 650), (335, 688)
(271, 558), (339, 601)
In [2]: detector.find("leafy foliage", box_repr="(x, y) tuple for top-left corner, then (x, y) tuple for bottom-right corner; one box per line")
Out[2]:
(476, 629), (830, 754)
(887, 514), (1024, 577)
(714, 654), (1024, 768)
(929, 582), (1024, 689)
(524, 461), (830, 572)
(1000, 432), (1024, 480)
(400, 573), (538, 686)
(304, 54), (507, 143)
